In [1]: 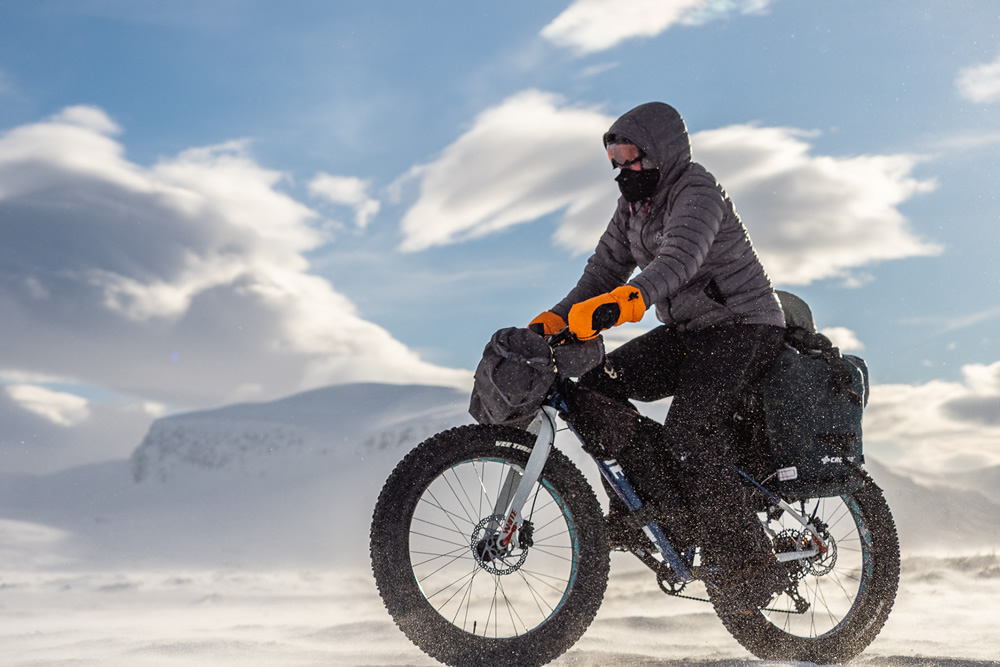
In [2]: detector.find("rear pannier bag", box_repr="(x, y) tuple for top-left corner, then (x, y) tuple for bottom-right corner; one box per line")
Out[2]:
(469, 327), (556, 429)
(760, 334), (870, 501)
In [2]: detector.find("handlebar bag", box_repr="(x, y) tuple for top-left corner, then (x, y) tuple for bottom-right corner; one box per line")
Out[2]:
(469, 327), (556, 429)
(552, 336), (605, 377)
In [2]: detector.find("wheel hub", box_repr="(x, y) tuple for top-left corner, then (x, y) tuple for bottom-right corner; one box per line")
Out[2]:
(471, 515), (529, 575)
(774, 528), (838, 578)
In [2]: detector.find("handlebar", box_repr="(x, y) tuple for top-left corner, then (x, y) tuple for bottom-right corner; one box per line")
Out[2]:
(544, 328), (606, 378)
(546, 327), (580, 348)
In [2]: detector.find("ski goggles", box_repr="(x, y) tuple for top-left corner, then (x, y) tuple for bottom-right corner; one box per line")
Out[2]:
(606, 143), (644, 170)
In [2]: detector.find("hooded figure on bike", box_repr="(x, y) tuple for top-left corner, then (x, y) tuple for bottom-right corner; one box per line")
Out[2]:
(372, 101), (899, 663)
(530, 102), (787, 611)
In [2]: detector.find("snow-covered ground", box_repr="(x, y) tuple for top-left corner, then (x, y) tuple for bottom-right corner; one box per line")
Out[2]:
(1, 383), (998, 666)
(2, 555), (999, 666)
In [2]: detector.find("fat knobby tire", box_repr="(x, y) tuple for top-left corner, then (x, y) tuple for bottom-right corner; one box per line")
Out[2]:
(370, 424), (610, 667)
(714, 473), (900, 663)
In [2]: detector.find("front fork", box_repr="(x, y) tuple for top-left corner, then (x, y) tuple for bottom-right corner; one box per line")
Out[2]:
(491, 406), (558, 549)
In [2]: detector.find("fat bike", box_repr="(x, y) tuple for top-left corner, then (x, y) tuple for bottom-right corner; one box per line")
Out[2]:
(370, 334), (899, 666)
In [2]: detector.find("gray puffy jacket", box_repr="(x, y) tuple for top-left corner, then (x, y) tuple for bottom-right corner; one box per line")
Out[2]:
(553, 102), (784, 332)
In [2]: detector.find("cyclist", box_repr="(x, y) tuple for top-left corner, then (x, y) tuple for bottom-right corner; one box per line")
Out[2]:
(530, 102), (786, 611)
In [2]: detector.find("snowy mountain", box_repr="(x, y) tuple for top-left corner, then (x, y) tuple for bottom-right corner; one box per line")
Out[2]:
(1, 382), (999, 573)
(895, 463), (1000, 506)
(130, 382), (472, 482)
(0, 383), (474, 568)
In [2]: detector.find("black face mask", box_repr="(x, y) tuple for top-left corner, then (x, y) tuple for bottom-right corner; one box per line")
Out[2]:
(615, 168), (659, 202)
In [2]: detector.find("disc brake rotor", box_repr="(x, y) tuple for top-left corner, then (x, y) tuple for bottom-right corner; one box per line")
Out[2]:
(774, 528), (838, 578)
(471, 515), (529, 576)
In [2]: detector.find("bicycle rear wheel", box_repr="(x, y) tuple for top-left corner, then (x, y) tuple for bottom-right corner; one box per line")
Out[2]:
(715, 474), (899, 663)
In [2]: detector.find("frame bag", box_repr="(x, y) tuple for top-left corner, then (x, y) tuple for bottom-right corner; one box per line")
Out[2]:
(761, 329), (870, 501)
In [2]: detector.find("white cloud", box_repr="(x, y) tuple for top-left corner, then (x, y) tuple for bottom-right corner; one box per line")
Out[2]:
(50, 105), (122, 135)
(4, 385), (90, 426)
(0, 387), (161, 474)
(956, 53), (1000, 104)
(579, 62), (619, 78)
(308, 173), (381, 229)
(821, 326), (865, 352)
(0, 106), (468, 423)
(693, 124), (941, 285)
(541, 0), (774, 55)
(928, 130), (1000, 152)
(399, 90), (618, 252)
(904, 305), (1000, 334)
(399, 92), (940, 286)
(866, 361), (1000, 471)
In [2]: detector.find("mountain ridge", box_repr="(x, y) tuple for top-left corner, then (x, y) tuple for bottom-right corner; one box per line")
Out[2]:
(1, 381), (998, 568)
(130, 381), (472, 482)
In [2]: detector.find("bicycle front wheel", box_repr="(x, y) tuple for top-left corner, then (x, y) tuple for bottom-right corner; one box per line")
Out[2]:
(370, 424), (610, 667)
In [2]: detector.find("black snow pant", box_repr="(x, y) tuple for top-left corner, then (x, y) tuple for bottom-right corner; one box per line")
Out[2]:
(580, 323), (785, 567)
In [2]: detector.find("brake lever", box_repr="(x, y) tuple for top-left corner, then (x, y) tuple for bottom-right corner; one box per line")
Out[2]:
(546, 328), (578, 347)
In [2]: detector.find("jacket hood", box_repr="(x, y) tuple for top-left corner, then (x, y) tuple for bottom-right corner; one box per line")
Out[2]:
(603, 102), (691, 190)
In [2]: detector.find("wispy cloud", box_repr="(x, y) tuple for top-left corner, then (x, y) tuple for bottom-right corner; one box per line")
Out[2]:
(398, 91), (941, 287)
(398, 90), (617, 252)
(0, 383), (166, 474)
(541, 0), (774, 55)
(925, 130), (1000, 152)
(693, 124), (941, 285)
(904, 306), (1000, 334)
(308, 174), (380, 229)
(866, 361), (1000, 471)
(4, 385), (90, 427)
(956, 53), (1000, 104)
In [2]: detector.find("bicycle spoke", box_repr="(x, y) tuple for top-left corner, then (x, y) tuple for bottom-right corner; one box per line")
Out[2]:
(423, 487), (471, 539)
(441, 469), (479, 527)
(407, 455), (578, 639)
(453, 563), (481, 630)
(761, 492), (870, 639)
(422, 553), (479, 599)
(411, 512), (471, 538)
(410, 544), (469, 569)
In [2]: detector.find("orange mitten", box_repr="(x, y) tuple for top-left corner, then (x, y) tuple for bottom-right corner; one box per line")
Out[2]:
(567, 285), (646, 340)
(528, 311), (567, 336)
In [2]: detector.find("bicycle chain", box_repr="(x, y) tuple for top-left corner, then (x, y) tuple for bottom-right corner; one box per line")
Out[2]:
(656, 564), (810, 615)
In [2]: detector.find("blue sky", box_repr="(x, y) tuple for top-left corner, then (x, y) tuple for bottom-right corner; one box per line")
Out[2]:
(0, 0), (998, 474)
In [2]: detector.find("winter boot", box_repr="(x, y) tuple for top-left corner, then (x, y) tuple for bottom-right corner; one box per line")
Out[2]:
(711, 552), (788, 614)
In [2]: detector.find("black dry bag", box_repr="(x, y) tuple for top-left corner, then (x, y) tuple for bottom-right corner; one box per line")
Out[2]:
(469, 327), (556, 429)
(760, 330), (869, 501)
